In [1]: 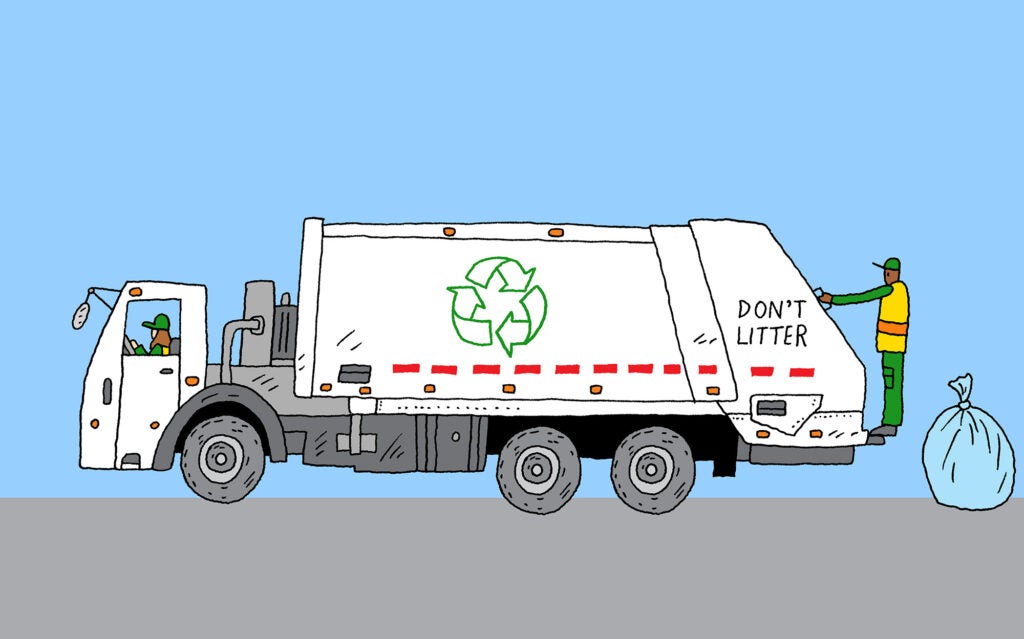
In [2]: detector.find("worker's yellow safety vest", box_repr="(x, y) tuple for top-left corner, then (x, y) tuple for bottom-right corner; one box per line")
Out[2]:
(876, 281), (909, 353)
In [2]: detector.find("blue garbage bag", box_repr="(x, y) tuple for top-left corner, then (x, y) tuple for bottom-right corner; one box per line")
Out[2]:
(922, 374), (1015, 510)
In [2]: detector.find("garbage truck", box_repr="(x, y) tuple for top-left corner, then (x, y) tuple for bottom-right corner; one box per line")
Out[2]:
(73, 217), (868, 514)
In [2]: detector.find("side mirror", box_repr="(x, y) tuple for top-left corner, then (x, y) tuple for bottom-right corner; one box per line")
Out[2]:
(72, 301), (90, 330)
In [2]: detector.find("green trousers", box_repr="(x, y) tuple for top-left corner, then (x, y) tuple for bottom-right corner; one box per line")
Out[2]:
(881, 351), (904, 426)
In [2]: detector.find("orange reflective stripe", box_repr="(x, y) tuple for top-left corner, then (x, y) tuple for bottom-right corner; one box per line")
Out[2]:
(877, 320), (909, 336)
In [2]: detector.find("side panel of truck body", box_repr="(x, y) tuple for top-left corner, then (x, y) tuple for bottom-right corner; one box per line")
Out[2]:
(299, 222), (702, 405)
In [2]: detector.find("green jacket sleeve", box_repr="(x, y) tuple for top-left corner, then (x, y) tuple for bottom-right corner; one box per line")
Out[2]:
(134, 344), (148, 355)
(831, 284), (893, 306)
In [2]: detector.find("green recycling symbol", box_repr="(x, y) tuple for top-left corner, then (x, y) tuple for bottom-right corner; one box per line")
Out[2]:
(447, 256), (548, 357)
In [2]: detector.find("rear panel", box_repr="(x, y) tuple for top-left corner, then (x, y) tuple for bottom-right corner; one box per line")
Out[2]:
(690, 219), (867, 446)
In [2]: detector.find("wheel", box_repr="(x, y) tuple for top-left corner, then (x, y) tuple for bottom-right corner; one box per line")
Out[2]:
(611, 427), (694, 515)
(496, 427), (580, 515)
(181, 416), (265, 503)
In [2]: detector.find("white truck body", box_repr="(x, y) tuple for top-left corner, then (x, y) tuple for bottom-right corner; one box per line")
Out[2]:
(297, 218), (865, 447)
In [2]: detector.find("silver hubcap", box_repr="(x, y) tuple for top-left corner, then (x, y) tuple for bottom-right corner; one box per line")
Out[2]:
(515, 446), (559, 495)
(629, 446), (674, 495)
(199, 435), (244, 483)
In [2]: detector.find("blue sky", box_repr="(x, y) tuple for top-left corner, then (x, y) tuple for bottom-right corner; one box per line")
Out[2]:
(1, 1), (1020, 499)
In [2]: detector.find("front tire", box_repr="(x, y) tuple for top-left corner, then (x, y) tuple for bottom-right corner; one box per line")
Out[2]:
(497, 427), (580, 515)
(611, 427), (694, 515)
(181, 416), (265, 503)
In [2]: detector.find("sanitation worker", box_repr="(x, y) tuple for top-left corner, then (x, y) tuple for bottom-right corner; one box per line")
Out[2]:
(130, 313), (174, 356)
(818, 257), (908, 439)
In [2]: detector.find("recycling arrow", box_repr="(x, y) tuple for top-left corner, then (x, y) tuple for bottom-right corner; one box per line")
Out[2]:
(453, 315), (492, 346)
(497, 260), (535, 292)
(467, 257), (510, 288)
(520, 286), (547, 339)
(447, 286), (484, 319)
(496, 313), (530, 357)
(447, 256), (548, 357)
(447, 285), (491, 346)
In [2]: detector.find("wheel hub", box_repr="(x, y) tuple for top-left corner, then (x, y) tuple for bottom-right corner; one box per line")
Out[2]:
(629, 446), (674, 495)
(515, 446), (559, 495)
(199, 435), (244, 484)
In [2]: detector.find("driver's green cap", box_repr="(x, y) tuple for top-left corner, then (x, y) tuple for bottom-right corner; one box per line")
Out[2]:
(142, 313), (171, 331)
(872, 257), (901, 271)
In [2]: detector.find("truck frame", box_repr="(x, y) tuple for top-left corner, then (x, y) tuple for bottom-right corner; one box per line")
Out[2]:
(74, 217), (868, 514)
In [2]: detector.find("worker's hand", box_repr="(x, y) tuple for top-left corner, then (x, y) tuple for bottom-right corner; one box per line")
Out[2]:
(130, 339), (139, 349)
(818, 292), (833, 304)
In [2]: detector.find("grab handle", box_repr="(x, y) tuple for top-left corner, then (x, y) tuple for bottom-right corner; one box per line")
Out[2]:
(812, 287), (832, 311)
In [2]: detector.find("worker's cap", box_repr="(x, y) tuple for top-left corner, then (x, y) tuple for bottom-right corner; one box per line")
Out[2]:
(142, 313), (171, 331)
(872, 257), (901, 271)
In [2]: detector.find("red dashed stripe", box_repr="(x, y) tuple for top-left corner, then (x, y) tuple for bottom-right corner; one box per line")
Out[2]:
(751, 367), (774, 377)
(790, 368), (815, 377)
(515, 365), (541, 374)
(394, 363), (713, 376)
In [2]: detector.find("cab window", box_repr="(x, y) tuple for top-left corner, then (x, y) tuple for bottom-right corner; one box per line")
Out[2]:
(124, 300), (181, 356)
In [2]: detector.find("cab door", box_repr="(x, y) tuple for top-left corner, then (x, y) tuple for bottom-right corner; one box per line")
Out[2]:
(119, 353), (180, 468)
(115, 283), (207, 469)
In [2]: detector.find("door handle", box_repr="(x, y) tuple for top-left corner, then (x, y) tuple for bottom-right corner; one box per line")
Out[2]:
(160, 368), (174, 375)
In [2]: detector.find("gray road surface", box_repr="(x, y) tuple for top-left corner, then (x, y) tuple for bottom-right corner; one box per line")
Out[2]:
(0, 498), (1018, 637)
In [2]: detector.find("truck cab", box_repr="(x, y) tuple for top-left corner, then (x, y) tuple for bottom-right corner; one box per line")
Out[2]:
(79, 282), (207, 469)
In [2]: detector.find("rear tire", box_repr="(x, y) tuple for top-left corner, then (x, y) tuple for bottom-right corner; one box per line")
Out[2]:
(497, 427), (580, 515)
(611, 427), (694, 515)
(181, 416), (265, 503)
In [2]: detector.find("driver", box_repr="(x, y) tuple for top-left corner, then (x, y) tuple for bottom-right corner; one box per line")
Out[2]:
(130, 313), (174, 355)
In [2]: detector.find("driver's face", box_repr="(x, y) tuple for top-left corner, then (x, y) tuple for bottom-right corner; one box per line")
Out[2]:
(151, 329), (157, 339)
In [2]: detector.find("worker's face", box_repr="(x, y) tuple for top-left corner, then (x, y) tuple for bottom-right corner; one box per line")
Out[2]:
(884, 269), (899, 285)
(151, 329), (157, 339)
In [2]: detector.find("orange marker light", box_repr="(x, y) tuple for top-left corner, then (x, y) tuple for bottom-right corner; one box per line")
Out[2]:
(756, 430), (770, 439)
(809, 430), (823, 438)
(129, 287), (142, 297)
(320, 383), (333, 392)
(185, 376), (200, 387)
(359, 387), (372, 395)
(706, 386), (720, 396)
(150, 422), (160, 430)
(503, 384), (516, 394)
(548, 228), (564, 238)
(424, 384), (436, 393)
(443, 227), (456, 237)
(590, 385), (602, 395)
(90, 419), (99, 429)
